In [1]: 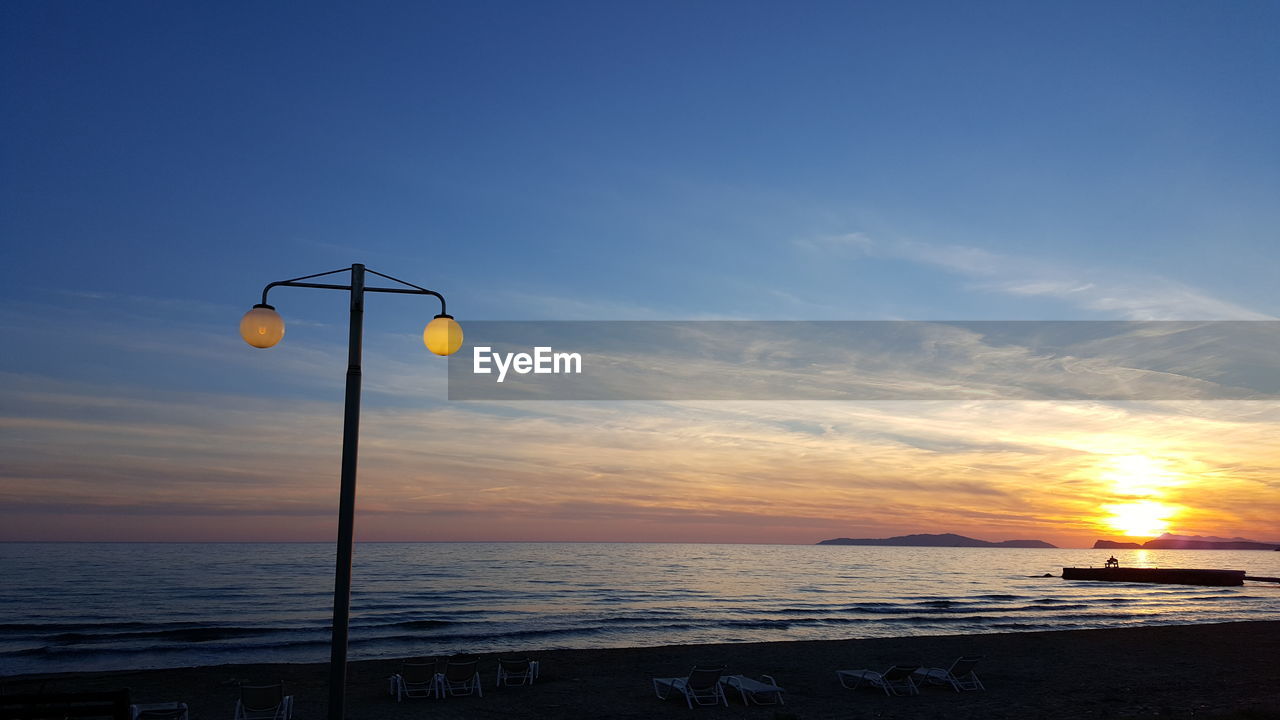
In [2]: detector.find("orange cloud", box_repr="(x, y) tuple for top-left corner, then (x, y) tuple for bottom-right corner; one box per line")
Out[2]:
(3, 370), (1278, 547)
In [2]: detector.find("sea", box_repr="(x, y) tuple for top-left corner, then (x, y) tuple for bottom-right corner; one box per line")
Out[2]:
(2, 542), (1277, 677)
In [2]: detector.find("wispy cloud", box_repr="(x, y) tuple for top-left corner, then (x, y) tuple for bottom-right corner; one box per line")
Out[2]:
(451, 320), (1280, 401)
(5, 362), (1279, 546)
(798, 234), (1273, 320)
(3, 277), (1278, 546)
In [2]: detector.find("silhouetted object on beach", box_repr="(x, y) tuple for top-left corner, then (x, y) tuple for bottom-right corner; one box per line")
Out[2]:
(441, 658), (483, 697)
(496, 658), (540, 687)
(233, 682), (292, 720)
(131, 702), (189, 720)
(653, 666), (729, 708)
(837, 665), (922, 696)
(913, 657), (986, 692)
(389, 660), (443, 701)
(0, 689), (130, 719)
(1105, 556), (1120, 568)
(721, 674), (786, 705)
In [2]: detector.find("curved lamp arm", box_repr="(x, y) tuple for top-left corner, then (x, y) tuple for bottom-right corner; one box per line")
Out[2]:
(259, 266), (449, 316)
(241, 264), (460, 354)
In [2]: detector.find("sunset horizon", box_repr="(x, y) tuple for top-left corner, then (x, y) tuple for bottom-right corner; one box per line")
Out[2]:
(4, 3), (1279, 715)
(7, 530), (1274, 550)
(5, 2), (1279, 553)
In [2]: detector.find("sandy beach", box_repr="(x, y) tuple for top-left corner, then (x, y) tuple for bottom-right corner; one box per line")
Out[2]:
(4, 620), (1278, 719)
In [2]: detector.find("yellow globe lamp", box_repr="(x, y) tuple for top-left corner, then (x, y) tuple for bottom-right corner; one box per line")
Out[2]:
(240, 304), (285, 348)
(423, 314), (464, 356)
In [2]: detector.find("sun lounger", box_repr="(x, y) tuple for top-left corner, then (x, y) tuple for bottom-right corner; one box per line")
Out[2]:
(496, 658), (540, 687)
(653, 666), (728, 708)
(441, 657), (483, 697)
(389, 659), (443, 701)
(131, 702), (189, 720)
(720, 674), (785, 705)
(836, 665), (921, 696)
(913, 656), (985, 691)
(232, 682), (292, 720)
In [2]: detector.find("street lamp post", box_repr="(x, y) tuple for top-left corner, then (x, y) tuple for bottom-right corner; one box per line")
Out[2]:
(240, 263), (462, 720)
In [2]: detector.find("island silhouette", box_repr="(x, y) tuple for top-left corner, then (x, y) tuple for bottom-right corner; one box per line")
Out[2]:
(817, 532), (1056, 548)
(1094, 533), (1279, 550)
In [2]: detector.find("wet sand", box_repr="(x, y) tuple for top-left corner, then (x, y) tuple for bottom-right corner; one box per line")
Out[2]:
(4, 621), (1279, 719)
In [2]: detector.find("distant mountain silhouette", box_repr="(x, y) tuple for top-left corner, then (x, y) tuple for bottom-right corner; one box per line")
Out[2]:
(818, 532), (1055, 548)
(1093, 533), (1279, 551)
(1094, 540), (1143, 549)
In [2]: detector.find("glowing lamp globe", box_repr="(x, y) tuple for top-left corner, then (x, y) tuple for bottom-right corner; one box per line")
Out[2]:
(423, 314), (463, 356)
(240, 304), (285, 348)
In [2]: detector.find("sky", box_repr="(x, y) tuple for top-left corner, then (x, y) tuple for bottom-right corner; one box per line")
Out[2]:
(2, 1), (1278, 547)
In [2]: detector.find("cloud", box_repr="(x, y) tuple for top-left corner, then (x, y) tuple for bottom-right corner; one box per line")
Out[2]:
(3, 284), (1278, 546)
(798, 234), (1273, 321)
(449, 320), (1280, 401)
(485, 290), (668, 320)
(6, 357), (1279, 546)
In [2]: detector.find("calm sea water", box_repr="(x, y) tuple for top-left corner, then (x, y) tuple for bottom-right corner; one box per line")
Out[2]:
(2, 542), (1277, 676)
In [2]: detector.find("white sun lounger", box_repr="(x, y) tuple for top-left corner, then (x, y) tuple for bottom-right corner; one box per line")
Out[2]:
(721, 674), (785, 705)
(233, 683), (293, 720)
(653, 666), (728, 708)
(131, 702), (189, 720)
(389, 659), (443, 701)
(441, 658), (483, 697)
(496, 658), (540, 687)
(836, 665), (921, 696)
(913, 656), (985, 691)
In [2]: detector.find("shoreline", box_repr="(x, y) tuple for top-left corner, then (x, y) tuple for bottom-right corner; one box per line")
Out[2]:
(5, 620), (1278, 719)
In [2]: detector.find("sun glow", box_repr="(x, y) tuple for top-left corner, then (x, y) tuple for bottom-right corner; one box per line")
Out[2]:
(1103, 500), (1175, 537)
(1100, 455), (1179, 497)
(1092, 455), (1185, 537)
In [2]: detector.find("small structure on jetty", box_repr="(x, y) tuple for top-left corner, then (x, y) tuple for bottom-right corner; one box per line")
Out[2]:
(1062, 567), (1246, 586)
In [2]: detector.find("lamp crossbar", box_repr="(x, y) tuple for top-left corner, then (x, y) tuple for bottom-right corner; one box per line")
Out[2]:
(260, 268), (447, 314)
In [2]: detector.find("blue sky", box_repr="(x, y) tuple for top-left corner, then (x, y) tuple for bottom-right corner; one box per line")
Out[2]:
(3, 2), (1278, 544)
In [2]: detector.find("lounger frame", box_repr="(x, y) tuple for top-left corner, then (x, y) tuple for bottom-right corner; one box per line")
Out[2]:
(233, 683), (293, 720)
(913, 656), (985, 692)
(836, 665), (921, 696)
(721, 674), (785, 705)
(653, 666), (729, 708)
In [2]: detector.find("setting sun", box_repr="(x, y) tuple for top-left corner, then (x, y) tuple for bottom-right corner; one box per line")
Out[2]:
(1103, 500), (1176, 537)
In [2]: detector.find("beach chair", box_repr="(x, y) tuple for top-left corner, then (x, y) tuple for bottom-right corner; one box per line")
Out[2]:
(131, 702), (189, 720)
(232, 683), (293, 720)
(653, 666), (728, 708)
(836, 665), (921, 696)
(913, 656), (985, 692)
(441, 658), (483, 697)
(389, 659), (443, 701)
(495, 658), (539, 687)
(721, 674), (785, 705)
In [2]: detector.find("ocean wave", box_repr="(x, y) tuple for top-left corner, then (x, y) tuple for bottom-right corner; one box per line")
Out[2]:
(4, 542), (1277, 677)
(2, 618), (457, 646)
(49, 627), (276, 644)
(1, 637), (334, 659)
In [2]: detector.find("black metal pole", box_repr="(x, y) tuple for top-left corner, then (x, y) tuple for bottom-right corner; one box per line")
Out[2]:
(327, 263), (365, 720)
